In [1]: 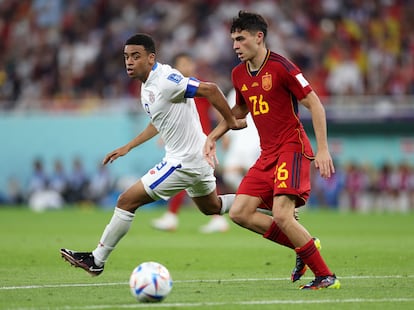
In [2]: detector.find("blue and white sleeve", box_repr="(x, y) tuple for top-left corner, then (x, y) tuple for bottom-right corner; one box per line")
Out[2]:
(184, 77), (200, 98)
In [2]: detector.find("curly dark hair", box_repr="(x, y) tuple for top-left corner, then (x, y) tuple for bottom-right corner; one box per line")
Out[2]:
(230, 11), (268, 37)
(125, 33), (156, 54)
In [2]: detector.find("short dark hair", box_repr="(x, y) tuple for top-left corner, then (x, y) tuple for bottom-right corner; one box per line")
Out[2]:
(125, 33), (156, 54)
(230, 11), (268, 37)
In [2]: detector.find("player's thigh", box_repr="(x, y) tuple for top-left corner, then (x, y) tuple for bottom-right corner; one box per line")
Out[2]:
(272, 194), (296, 222)
(118, 180), (154, 211)
(274, 152), (311, 207)
(187, 165), (218, 214)
(141, 160), (189, 201)
(230, 194), (262, 217)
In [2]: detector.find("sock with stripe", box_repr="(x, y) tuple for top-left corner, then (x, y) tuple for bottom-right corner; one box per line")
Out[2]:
(295, 238), (332, 277)
(263, 221), (294, 249)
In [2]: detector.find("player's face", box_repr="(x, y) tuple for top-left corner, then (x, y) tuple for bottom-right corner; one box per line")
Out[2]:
(124, 45), (155, 82)
(231, 30), (261, 62)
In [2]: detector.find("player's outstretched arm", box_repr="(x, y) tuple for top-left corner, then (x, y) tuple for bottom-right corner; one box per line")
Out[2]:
(102, 122), (159, 165)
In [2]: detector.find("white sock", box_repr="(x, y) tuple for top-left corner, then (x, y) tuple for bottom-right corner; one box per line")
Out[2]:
(219, 194), (235, 215)
(92, 207), (135, 266)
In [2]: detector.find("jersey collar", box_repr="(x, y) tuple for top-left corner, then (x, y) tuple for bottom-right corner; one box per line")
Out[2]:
(246, 49), (270, 77)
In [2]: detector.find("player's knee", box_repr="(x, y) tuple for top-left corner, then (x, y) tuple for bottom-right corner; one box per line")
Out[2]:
(193, 195), (221, 215)
(117, 192), (130, 209)
(229, 205), (246, 225)
(272, 212), (291, 230)
(117, 192), (140, 212)
(195, 200), (221, 215)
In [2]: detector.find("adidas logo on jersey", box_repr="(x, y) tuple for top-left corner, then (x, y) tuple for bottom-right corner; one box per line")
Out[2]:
(277, 181), (287, 188)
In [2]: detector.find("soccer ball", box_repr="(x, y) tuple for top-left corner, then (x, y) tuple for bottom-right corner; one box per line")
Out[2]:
(129, 261), (173, 302)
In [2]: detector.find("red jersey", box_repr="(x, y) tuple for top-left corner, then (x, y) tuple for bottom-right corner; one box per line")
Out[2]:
(232, 50), (314, 159)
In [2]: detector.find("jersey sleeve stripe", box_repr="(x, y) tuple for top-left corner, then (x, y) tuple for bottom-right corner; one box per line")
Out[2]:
(184, 77), (200, 98)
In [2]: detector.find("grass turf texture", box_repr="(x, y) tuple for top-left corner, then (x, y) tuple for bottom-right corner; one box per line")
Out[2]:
(1, 205), (413, 310)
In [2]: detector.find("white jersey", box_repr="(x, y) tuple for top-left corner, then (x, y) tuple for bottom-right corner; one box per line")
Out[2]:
(140, 62), (206, 167)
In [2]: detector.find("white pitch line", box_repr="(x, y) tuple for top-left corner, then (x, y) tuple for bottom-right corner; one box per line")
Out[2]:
(6, 298), (414, 310)
(0, 275), (413, 291)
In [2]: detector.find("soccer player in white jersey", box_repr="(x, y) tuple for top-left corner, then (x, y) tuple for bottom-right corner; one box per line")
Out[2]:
(60, 33), (245, 276)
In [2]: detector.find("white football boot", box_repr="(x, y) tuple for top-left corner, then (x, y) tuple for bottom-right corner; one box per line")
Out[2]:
(152, 212), (178, 231)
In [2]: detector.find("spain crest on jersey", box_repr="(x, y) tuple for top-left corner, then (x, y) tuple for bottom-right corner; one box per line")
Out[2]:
(262, 73), (272, 91)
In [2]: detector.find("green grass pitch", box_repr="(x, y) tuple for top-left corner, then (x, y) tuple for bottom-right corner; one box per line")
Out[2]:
(1, 205), (414, 309)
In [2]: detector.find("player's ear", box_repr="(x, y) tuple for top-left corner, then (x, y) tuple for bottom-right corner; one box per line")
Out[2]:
(148, 52), (156, 64)
(256, 31), (265, 44)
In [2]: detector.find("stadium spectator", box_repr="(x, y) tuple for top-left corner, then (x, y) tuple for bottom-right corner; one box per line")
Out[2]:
(27, 157), (64, 212)
(389, 161), (412, 213)
(49, 159), (69, 202)
(27, 158), (49, 197)
(87, 162), (113, 206)
(342, 162), (372, 212)
(1, 0), (413, 213)
(66, 157), (90, 204)
(1, 0), (413, 111)
(309, 161), (345, 209)
(325, 45), (364, 96)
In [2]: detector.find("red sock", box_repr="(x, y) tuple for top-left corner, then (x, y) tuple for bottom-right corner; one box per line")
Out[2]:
(263, 221), (294, 249)
(168, 190), (186, 214)
(295, 239), (332, 277)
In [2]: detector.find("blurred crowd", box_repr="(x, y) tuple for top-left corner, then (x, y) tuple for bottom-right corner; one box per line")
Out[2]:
(1, 0), (414, 111)
(309, 160), (414, 212)
(0, 157), (117, 211)
(1, 0), (413, 213)
(1, 155), (414, 213)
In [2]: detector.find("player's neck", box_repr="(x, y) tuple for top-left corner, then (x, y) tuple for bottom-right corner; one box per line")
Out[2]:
(248, 47), (268, 71)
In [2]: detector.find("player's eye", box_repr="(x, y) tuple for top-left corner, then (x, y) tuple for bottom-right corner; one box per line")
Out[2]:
(123, 53), (140, 61)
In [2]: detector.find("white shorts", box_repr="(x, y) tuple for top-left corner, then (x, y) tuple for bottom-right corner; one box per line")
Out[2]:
(141, 158), (216, 201)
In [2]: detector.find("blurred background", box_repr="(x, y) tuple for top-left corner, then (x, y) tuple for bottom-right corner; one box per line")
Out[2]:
(0, 0), (413, 213)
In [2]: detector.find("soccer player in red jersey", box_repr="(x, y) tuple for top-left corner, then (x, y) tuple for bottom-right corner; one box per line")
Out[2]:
(204, 11), (340, 290)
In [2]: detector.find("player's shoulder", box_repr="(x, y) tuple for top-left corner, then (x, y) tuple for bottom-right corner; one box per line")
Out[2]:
(157, 63), (180, 79)
(156, 63), (187, 86)
(267, 51), (299, 73)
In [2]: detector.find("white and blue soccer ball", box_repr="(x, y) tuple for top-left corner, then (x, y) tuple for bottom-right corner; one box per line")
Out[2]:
(129, 261), (173, 302)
